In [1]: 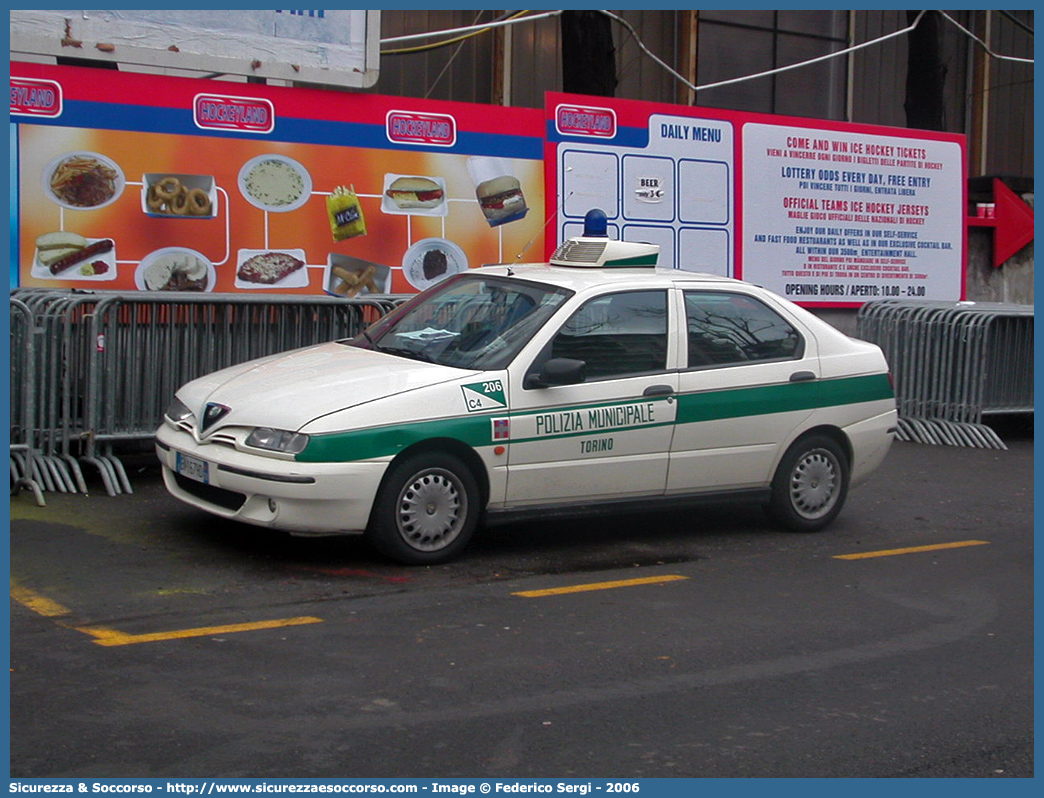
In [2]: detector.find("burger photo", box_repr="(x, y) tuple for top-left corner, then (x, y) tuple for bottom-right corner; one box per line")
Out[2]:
(383, 175), (446, 212)
(475, 174), (528, 226)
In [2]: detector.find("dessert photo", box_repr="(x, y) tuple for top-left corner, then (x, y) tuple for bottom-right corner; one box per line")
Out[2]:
(401, 237), (467, 290)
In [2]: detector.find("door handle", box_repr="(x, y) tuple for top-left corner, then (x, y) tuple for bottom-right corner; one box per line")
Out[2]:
(643, 384), (675, 397)
(789, 371), (817, 382)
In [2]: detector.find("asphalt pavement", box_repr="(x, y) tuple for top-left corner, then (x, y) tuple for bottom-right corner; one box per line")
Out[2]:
(8, 421), (1034, 779)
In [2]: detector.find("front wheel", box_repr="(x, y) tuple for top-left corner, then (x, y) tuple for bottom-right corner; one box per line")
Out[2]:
(767, 434), (849, 532)
(367, 452), (480, 564)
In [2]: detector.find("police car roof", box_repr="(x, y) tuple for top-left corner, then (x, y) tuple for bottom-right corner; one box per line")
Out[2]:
(472, 262), (743, 292)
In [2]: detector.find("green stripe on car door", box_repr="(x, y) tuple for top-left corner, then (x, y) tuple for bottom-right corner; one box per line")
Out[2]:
(675, 373), (893, 424)
(297, 373), (893, 464)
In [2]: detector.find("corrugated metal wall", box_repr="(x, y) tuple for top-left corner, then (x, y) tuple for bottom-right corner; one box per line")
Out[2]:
(611, 10), (679, 105)
(850, 11), (972, 135)
(982, 10), (1034, 176)
(505, 12), (562, 109)
(849, 11), (908, 130)
(374, 10), (1032, 179)
(693, 10), (849, 118)
(375, 10), (498, 104)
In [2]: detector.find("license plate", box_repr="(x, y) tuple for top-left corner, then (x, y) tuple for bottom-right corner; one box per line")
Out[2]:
(176, 452), (209, 484)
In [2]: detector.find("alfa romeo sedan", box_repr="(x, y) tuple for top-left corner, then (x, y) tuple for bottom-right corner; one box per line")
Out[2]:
(156, 218), (896, 564)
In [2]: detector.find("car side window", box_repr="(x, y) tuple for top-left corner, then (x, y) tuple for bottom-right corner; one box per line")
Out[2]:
(548, 290), (669, 380)
(684, 291), (803, 368)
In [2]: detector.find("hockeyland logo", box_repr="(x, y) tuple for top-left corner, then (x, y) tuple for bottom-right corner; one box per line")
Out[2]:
(201, 402), (231, 431)
(10, 77), (62, 117)
(194, 93), (275, 134)
(555, 103), (617, 138)
(386, 110), (457, 147)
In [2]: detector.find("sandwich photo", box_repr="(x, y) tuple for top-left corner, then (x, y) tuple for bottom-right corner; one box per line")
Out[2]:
(475, 174), (528, 226)
(383, 175), (445, 211)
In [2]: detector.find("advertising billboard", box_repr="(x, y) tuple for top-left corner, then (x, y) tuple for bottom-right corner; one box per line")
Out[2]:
(11, 62), (547, 296)
(546, 92), (967, 306)
(11, 66), (968, 307)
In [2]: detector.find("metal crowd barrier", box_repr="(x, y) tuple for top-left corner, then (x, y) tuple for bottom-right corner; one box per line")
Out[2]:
(9, 298), (46, 505)
(10, 290), (405, 498)
(856, 299), (1034, 449)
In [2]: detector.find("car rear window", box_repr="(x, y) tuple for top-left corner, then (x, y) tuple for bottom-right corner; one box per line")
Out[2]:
(684, 291), (803, 367)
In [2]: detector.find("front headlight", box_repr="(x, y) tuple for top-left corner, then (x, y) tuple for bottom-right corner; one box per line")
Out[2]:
(245, 427), (310, 455)
(165, 397), (194, 423)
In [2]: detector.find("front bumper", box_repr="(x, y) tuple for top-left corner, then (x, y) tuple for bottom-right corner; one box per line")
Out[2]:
(155, 424), (389, 535)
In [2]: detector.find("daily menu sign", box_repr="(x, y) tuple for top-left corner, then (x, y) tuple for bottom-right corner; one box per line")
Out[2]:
(546, 93), (967, 306)
(546, 94), (735, 276)
(10, 62), (546, 296)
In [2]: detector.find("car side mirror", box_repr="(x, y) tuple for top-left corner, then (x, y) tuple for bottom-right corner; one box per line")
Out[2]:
(524, 357), (587, 389)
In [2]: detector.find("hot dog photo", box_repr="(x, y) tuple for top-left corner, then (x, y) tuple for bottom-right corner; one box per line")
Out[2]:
(381, 174), (448, 216)
(32, 231), (117, 280)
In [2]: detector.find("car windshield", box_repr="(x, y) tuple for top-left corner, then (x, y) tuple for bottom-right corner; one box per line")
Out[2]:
(353, 273), (572, 370)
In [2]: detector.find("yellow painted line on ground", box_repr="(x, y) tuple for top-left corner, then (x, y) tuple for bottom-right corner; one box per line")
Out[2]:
(513, 574), (688, 598)
(75, 616), (324, 647)
(10, 582), (71, 618)
(12, 580), (323, 645)
(834, 540), (990, 560)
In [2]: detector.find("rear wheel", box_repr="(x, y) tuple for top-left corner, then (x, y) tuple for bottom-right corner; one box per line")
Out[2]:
(367, 452), (480, 564)
(768, 434), (849, 532)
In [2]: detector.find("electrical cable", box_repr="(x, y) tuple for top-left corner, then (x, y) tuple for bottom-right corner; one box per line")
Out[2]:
(998, 10), (1033, 37)
(423, 11), (489, 98)
(601, 10), (934, 94)
(382, 11), (529, 56)
(938, 11), (1034, 64)
(612, 9), (1032, 94)
(380, 10), (561, 54)
(379, 9), (1032, 96)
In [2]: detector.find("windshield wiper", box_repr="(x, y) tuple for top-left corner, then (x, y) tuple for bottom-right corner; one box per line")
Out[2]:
(375, 345), (435, 364)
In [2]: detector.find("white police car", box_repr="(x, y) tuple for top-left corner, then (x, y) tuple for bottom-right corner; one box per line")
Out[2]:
(156, 212), (896, 564)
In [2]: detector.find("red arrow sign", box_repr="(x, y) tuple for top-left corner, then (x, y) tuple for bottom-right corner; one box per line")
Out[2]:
(967, 178), (1035, 268)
